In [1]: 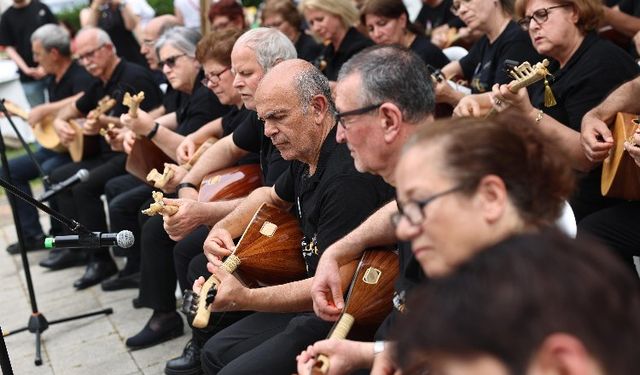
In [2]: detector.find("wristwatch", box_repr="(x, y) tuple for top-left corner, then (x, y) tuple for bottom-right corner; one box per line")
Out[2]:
(373, 340), (385, 355)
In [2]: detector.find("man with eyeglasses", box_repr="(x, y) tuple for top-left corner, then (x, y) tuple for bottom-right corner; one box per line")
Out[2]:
(43, 26), (162, 288)
(297, 45), (436, 374)
(2, 23), (98, 256)
(196, 57), (394, 375)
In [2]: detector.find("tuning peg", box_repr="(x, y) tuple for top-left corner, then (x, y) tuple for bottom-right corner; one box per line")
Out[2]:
(181, 289), (199, 316)
(205, 287), (218, 306)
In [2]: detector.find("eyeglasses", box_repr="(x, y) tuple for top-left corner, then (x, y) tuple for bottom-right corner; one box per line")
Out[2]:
(201, 66), (230, 86)
(391, 185), (464, 227)
(77, 44), (105, 63)
(159, 53), (188, 70)
(450, 0), (473, 15)
(517, 4), (571, 31)
(142, 38), (156, 47)
(334, 103), (382, 130)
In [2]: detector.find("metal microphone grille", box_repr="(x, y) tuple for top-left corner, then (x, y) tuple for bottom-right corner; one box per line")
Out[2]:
(116, 230), (135, 248)
(77, 169), (90, 182)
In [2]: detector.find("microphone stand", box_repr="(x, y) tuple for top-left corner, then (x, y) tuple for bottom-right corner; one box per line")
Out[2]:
(0, 121), (112, 367)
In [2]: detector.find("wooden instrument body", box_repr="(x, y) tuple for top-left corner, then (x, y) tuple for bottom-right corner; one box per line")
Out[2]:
(341, 247), (398, 329)
(601, 112), (640, 199)
(126, 137), (173, 184)
(68, 118), (101, 162)
(313, 247), (399, 374)
(198, 164), (262, 203)
(2, 100), (66, 153)
(191, 203), (307, 328)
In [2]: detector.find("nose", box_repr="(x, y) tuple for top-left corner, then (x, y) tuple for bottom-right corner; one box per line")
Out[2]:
(394, 216), (421, 242)
(263, 120), (277, 138)
(371, 27), (383, 41)
(232, 74), (242, 89)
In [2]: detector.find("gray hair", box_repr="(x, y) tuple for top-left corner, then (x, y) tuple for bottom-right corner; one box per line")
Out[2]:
(338, 45), (435, 123)
(235, 27), (296, 72)
(31, 24), (71, 57)
(77, 27), (117, 55)
(155, 26), (202, 58)
(294, 64), (336, 116)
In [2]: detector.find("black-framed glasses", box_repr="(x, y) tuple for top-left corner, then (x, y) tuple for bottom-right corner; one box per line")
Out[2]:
(391, 185), (464, 227)
(159, 53), (188, 70)
(334, 103), (382, 130)
(450, 0), (473, 15)
(201, 66), (230, 86)
(517, 4), (571, 31)
(76, 44), (105, 63)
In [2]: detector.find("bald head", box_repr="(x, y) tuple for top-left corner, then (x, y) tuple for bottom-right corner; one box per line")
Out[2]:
(256, 59), (335, 164)
(257, 59), (334, 114)
(75, 27), (117, 81)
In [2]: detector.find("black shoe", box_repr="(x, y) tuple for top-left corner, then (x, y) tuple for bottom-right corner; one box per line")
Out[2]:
(73, 260), (118, 290)
(165, 340), (202, 375)
(6, 234), (46, 255)
(126, 312), (184, 350)
(39, 249), (87, 270)
(101, 272), (140, 291)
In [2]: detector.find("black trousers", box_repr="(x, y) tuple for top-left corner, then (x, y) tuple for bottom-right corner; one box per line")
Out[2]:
(577, 201), (640, 273)
(50, 153), (126, 262)
(105, 174), (153, 266)
(200, 311), (332, 375)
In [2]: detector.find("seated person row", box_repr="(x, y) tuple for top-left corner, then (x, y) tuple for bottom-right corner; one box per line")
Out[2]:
(2, 24), (96, 254)
(124, 28), (294, 375)
(300, 60), (574, 374)
(184, 58), (395, 374)
(46, 27), (162, 289)
(100, 25), (232, 290)
(456, 0), (639, 222)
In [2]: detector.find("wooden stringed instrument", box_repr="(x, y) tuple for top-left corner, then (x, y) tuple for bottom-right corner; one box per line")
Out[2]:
(190, 203), (307, 328)
(141, 163), (262, 216)
(144, 137), (218, 189)
(483, 59), (552, 118)
(600, 112), (640, 200)
(2, 100), (66, 153)
(312, 248), (399, 375)
(68, 95), (117, 162)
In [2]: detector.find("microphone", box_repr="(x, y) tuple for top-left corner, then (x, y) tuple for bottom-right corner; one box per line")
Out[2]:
(39, 169), (90, 202)
(44, 230), (135, 249)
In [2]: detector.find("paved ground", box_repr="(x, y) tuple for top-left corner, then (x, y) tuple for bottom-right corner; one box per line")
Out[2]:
(0, 189), (189, 375)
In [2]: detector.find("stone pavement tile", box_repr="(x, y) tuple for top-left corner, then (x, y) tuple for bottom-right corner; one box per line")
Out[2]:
(4, 351), (54, 375)
(130, 334), (189, 371)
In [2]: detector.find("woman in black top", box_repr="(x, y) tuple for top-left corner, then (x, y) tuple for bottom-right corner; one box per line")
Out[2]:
(436, 0), (540, 106)
(468, 0), (640, 221)
(361, 0), (450, 69)
(260, 0), (323, 63)
(299, 0), (374, 81)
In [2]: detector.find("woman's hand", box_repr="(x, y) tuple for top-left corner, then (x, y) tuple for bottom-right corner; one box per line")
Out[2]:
(490, 82), (534, 115)
(53, 118), (76, 146)
(120, 109), (154, 137)
(453, 93), (492, 117)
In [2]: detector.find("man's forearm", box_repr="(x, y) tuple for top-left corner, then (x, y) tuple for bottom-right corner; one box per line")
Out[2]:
(591, 77), (640, 123)
(331, 200), (399, 265)
(203, 198), (244, 226)
(57, 102), (82, 121)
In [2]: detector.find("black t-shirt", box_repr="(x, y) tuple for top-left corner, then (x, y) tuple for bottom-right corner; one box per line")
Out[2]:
(415, 0), (464, 35)
(222, 106), (259, 166)
(232, 113), (290, 186)
(163, 85), (188, 114)
(459, 21), (541, 93)
(47, 61), (99, 102)
(296, 32), (323, 63)
(529, 32), (640, 221)
(175, 71), (231, 136)
(75, 59), (162, 154)
(75, 59), (162, 116)
(0, 0), (57, 82)
(274, 127), (395, 276)
(97, 4), (147, 67)
(375, 240), (426, 340)
(410, 33), (450, 69)
(321, 27), (375, 81)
